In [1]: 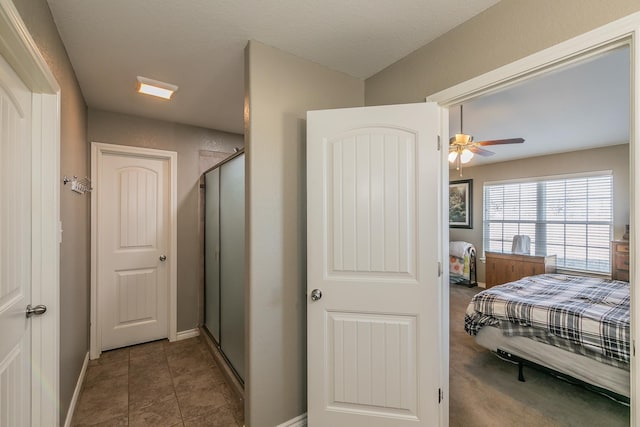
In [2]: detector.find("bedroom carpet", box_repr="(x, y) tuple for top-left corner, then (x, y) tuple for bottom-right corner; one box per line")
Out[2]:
(449, 284), (630, 427)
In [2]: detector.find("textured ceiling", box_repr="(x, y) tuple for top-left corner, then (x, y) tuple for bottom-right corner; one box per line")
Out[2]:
(46, 0), (500, 134)
(449, 46), (630, 168)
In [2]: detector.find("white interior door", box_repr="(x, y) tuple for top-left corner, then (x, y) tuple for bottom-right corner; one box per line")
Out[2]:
(307, 103), (446, 426)
(0, 53), (33, 426)
(95, 147), (173, 351)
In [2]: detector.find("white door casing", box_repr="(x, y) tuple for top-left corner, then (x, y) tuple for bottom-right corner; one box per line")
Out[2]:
(307, 103), (447, 426)
(0, 0), (61, 425)
(91, 143), (177, 357)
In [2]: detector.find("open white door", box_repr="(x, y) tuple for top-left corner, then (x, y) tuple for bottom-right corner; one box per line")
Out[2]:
(307, 102), (447, 426)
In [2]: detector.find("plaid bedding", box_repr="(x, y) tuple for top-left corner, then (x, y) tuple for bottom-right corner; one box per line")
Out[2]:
(465, 274), (630, 366)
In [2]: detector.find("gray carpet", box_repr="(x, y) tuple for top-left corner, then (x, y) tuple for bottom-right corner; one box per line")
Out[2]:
(449, 284), (630, 427)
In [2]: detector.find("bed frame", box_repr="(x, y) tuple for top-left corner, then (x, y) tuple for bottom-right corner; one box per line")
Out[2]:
(476, 325), (630, 403)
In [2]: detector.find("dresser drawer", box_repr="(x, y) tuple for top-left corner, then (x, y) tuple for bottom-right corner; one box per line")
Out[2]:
(614, 242), (629, 253)
(615, 254), (629, 270)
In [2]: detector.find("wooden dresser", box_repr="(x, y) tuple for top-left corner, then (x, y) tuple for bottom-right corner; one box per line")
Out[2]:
(611, 240), (629, 281)
(485, 252), (557, 288)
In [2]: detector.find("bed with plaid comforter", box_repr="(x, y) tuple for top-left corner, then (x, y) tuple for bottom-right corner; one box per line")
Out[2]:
(465, 274), (630, 367)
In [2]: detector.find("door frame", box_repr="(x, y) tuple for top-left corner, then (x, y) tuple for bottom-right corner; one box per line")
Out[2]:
(0, 0), (61, 424)
(90, 142), (178, 359)
(427, 11), (640, 426)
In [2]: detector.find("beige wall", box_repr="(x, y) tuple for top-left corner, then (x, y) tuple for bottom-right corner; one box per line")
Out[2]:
(449, 144), (630, 284)
(87, 109), (243, 331)
(12, 1), (89, 423)
(244, 40), (364, 427)
(366, 0), (640, 106)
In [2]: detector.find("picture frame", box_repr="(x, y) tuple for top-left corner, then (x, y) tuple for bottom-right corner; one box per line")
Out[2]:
(449, 179), (472, 229)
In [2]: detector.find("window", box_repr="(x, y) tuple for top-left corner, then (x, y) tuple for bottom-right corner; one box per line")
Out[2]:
(483, 173), (613, 274)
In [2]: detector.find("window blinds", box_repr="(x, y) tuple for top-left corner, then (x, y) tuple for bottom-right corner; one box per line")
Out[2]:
(483, 174), (613, 273)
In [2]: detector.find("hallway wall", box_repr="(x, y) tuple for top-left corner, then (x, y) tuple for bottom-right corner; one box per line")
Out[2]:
(88, 109), (243, 331)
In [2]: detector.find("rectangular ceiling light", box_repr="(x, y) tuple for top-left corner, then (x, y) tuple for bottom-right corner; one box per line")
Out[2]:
(136, 76), (178, 100)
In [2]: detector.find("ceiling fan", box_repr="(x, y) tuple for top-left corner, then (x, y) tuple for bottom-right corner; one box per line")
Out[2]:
(449, 105), (524, 176)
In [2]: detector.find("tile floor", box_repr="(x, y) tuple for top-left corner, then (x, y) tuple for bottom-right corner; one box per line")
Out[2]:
(72, 337), (244, 426)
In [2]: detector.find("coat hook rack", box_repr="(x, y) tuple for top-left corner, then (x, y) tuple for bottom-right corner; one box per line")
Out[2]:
(63, 175), (92, 194)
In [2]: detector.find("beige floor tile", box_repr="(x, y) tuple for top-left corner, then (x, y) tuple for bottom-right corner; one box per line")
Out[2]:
(74, 338), (243, 426)
(88, 347), (130, 367)
(129, 393), (182, 427)
(129, 340), (166, 358)
(183, 404), (240, 427)
(175, 380), (228, 420)
(84, 360), (129, 386)
(73, 375), (128, 425)
(130, 350), (168, 371)
(72, 415), (129, 426)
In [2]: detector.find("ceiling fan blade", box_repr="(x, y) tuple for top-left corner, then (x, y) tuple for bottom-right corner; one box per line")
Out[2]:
(476, 138), (525, 146)
(469, 146), (495, 156)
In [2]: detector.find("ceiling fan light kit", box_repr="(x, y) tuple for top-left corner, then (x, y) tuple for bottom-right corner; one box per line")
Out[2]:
(448, 105), (525, 176)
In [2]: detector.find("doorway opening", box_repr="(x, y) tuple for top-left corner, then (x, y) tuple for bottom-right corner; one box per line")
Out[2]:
(433, 40), (633, 426)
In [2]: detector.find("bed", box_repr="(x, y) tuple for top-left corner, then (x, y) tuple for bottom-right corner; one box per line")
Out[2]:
(450, 241), (477, 287)
(464, 273), (630, 399)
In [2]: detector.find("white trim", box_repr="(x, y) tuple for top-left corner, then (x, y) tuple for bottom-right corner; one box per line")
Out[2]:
(63, 352), (89, 427)
(276, 413), (308, 427)
(483, 169), (614, 187)
(176, 328), (200, 341)
(428, 10), (640, 427)
(0, 1), (61, 426)
(90, 142), (178, 359)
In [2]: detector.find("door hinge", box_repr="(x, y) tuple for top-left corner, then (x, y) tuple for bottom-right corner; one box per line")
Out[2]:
(437, 261), (442, 277)
(437, 135), (441, 151)
(438, 388), (443, 403)
(633, 340), (636, 357)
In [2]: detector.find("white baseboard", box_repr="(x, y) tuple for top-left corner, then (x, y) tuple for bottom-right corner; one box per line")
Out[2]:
(63, 352), (89, 427)
(176, 328), (200, 341)
(277, 413), (308, 427)
(478, 281), (487, 288)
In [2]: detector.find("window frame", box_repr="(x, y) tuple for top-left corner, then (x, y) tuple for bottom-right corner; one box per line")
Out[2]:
(482, 170), (614, 275)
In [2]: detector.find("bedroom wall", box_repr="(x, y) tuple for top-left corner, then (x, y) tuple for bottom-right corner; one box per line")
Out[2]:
(88, 109), (243, 331)
(365, 0), (640, 106)
(244, 40), (364, 427)
(11, 1), (89, 423)
(449, 144), (630, 284)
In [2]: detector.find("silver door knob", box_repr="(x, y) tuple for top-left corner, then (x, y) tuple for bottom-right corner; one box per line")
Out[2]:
(310, 289), (322, 301)
(159, 255), (167, 261)
(26, 304), (47, 318)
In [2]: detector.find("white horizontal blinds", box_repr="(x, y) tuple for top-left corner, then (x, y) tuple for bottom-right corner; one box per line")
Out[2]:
(484, 182), (538, 254)
(483, 174), (613, 273)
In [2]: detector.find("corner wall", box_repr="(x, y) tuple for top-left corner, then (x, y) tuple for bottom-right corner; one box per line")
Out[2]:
(87, 109), (243, 331)
(11, 1), (89, 423)
(244, 40), (364, 427)
(366, 0), (640, 106)
(449, 144), (630, 283)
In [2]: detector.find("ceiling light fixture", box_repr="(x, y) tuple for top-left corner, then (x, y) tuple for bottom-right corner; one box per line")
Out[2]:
(448, 145), (474, 176)
(136, 76), (178, 100)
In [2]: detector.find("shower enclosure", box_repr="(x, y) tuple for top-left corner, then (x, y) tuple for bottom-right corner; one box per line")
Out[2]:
(203, 151), (245, 382)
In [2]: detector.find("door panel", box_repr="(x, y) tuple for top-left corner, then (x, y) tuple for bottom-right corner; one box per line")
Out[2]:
(308, 103), (444, 426)
(0, 53), (32, 426)
(98, 154), (170, 350)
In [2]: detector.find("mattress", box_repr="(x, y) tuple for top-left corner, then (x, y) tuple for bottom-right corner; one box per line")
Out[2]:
(476, 325), (630, 398)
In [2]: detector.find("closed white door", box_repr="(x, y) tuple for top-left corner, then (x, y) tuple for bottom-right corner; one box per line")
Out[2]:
(96, 148), (172, 351)
(307, 103), (446, 426)
(0, 54), (33, 425)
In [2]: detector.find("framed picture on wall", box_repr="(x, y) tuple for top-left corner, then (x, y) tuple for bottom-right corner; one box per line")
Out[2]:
(449, 179), (472, 229)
